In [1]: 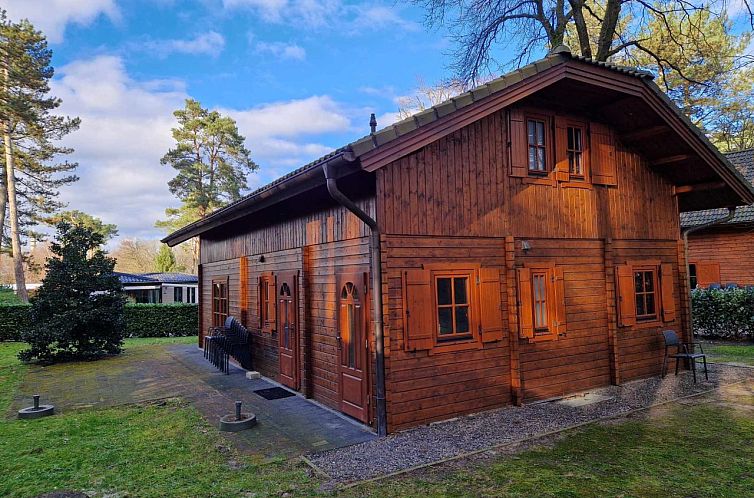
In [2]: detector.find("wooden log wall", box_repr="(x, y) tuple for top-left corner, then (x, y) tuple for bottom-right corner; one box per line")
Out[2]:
(382, 235), (511, 431)
(687, 229), (754, 286)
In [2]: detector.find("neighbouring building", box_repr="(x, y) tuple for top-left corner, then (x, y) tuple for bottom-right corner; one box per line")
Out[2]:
(682, 148), (754, 288)
(163, 47), (754, 434)
(116, 272), (198, 304)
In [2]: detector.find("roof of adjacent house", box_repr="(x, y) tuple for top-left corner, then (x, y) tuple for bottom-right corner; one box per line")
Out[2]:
(680, 148), (754, 228)
(115, 272), (198, 285)
(163, 47), (754, 246)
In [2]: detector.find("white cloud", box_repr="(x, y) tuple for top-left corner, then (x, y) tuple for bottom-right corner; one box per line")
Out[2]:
(4, 0), (119, 43)
(50, 56), (354, 242)
(141, 31), (226, 58)
(255, 41), (306, 60)
(223, 0), (417, 32)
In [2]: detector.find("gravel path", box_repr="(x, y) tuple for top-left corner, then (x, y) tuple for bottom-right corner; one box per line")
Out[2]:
(307, 364), (754, 484)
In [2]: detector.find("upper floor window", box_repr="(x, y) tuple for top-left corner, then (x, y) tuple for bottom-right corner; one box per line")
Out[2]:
(567, 126), (584, 176)
(527, 119), (547, 173)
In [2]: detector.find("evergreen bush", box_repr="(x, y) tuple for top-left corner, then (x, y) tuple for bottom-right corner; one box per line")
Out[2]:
(691, 287), (754, 340)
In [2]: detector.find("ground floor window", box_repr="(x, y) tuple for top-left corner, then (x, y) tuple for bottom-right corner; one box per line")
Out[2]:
(212, 279), (228, 327)
(173, 286), (183, 303)
(634, 268), (658, 321)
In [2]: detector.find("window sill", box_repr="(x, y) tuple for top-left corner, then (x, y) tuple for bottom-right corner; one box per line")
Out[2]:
(429, 338), (483, 355)
(525, 332), (559, 343)
(561, 181), (592, 190)
(522, 176), (556, 186)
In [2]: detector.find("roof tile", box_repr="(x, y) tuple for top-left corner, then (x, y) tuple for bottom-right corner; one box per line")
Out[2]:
(434, 100), (457, 118)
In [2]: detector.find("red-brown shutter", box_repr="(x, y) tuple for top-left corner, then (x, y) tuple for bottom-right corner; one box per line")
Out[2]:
(661, 263), (676, 322)
(479, 268), (504, 343)
(239, 256), (249, 327)
(267, 274), (277, 332)
(552, 267), (567, 334)
(517, 268), (534, 339)
(590, 122), (618, 186)
(554, 116), (570, 182)
(696, 262), (721, 288)
(403, 269), (434, 351)
(509, 109), (528, 177)
(616, 264), (636, 327)
(258, 275), (264, 329)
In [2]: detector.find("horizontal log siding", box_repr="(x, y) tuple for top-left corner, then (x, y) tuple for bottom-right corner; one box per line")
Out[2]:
(383, 235), (511, 431)
(613, 239), (684, 381)
(687, 229), (754, 286)
(515, 239), (611, 401)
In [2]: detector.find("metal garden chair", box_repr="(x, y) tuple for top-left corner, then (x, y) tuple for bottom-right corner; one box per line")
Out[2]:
(661, 330), (708, 383)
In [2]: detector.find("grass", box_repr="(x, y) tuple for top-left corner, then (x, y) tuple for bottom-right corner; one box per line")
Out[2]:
(3, 337), (754, 497)
(0, 337), (317, 498)
(0, 288), (22, 304)
(704, 341), (754, 366)
(345, 403), (754, 498)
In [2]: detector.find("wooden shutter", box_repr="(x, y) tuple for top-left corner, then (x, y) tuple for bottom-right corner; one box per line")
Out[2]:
(661, 263), (676, 322)
(517, 268), (534, 339)
(403, 269), (434, 351)
(554, 116), (570, 182)
(552, 267), (567, 334)
(258, 275), (264, 329)
(696, 261), (721, 288)
(616, 264), (636, 327)
(267, 274), (277, 332)
(479, 268), (504, 343)
(509, 109), (528, 177)
(239, 256), (249, 327)
(590, 122), (617, 186)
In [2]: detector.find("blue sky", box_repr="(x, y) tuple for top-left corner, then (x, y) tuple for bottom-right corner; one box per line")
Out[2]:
(6, 1), (751, 244)
(5, 0), (491, 243)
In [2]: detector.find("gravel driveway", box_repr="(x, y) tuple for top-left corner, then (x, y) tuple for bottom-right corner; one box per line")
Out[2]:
(307, 363), (754, 484)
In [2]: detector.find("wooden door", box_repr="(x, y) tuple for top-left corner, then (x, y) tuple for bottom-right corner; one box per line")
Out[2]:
(278, 272), (299, 390)
(337, 274), (369, 423)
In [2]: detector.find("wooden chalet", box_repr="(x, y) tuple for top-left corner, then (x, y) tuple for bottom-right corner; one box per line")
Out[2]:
(163, 46), (754, 435)
(682, 148), (754, 287)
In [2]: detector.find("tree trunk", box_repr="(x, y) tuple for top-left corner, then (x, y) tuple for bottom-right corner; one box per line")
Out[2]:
(595, 0), (623, 61)
(0, 161), (7, 251)
(3, 125), (27, 302)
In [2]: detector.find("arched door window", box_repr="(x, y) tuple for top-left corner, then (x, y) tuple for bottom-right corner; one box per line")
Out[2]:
(339, 282), (361, 370)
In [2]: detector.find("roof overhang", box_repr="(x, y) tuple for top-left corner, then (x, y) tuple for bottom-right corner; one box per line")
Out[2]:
(163, 51), (754, 245)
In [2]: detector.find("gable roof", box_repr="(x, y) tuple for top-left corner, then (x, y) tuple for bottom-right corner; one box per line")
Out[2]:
(163, 47), (754, 246)
(681, 148), (754, 228)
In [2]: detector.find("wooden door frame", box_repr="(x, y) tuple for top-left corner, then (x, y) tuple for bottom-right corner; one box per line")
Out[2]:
(277, 271), (300, 390)
(336, 271), (371, 424)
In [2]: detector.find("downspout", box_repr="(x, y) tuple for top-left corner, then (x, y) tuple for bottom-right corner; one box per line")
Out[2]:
(323, 152), (388, 437)
(681, 206), (736, 342)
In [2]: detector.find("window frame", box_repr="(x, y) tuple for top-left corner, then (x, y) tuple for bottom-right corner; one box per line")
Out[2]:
(525, 113), (552, 176)
(566, 124), (586, 178)
(174, 286), (183, 303)
(211, 278), (229, 328)
(423, 264), (483, 353)
(633, 266), (659, 322)
(688, 263), (698, 290)
(433, 273), (473, 342)
(259, 273), (275, 332)
(519, 262), (563, 343)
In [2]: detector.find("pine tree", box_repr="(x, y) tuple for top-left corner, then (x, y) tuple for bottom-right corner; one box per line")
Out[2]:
(155, 243), (180, 273)
(19, 222), (125, 363)
(0, 11), (80, 301)
(47, 210), (118, 245)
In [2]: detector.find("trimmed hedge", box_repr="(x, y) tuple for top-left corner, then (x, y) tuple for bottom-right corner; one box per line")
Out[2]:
(692, 287), (754, 340)
(0, 303), (197, 341)
(0, 304), (32, 341)
(122, 304), (198, 338)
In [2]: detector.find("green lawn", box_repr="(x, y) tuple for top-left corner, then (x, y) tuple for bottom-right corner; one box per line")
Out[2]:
(345, 403), (754, 498)
(0, 338), (316, 498)
(704, 341), (754, 366)
(3, 338), (754, 497)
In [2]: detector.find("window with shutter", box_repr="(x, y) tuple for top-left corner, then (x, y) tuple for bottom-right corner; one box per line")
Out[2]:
(694, 261), (721, 288)
(616, 261), (675, 327)
(517, 264), (566, 342)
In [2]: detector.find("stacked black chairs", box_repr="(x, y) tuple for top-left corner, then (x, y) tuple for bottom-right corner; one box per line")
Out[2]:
(203, 316), (252, 374)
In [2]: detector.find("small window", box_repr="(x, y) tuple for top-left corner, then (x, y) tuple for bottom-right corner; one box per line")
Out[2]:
(527, 119), (547, 173)
(435, 275), (471, 341)
(567, 126), (584, 176)
(689, 264), (697, 290)
(634, 268), (658, 321)
(212, 280), (228, 327)
(532, 271), (549, 332)
(260, 276), (272, 325)
(174, 286), (183, 302)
